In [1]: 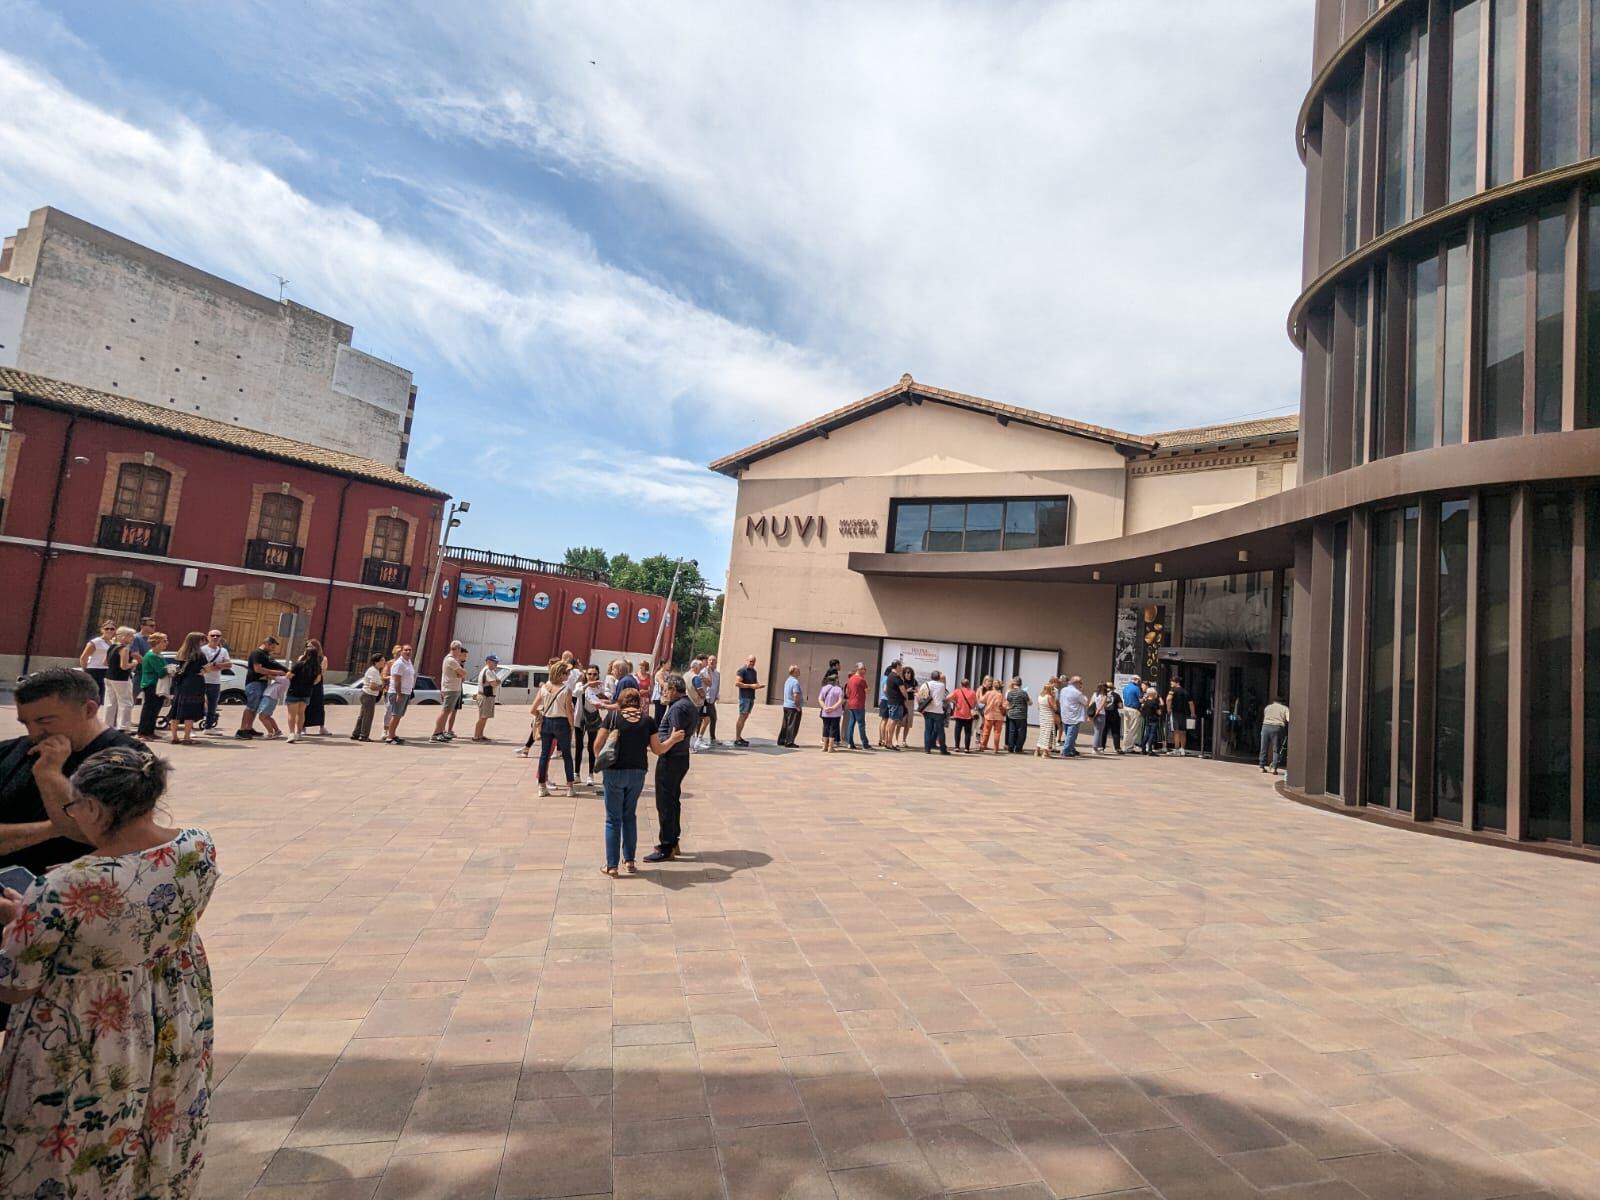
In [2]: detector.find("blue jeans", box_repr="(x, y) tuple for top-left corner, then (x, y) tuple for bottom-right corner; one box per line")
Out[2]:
(844, 708), (870, 747)
(922, 712), (948, 752)
(604, 768), (645, 867)
(203, 682), (222, 729)
(538, 716), (574, 783)
(1060, 721), (1082, 756)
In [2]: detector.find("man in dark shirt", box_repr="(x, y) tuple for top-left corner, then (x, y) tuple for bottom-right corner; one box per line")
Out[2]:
(0, 667), (137, 877)
(733, 655), (760, 747)
(1167, 681), (1193, 756)
(877, 661), (904, 749)
(238, 636), (286, 739)
(644, 673), (698, 862)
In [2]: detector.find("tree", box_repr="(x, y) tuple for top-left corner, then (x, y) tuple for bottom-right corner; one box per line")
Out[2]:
(563, 546), (610, 576)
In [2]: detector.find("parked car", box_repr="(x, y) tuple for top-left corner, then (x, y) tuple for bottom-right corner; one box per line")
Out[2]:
(160, 651), (247, 703)
(322, 675), (442, 705)
(462, 664), (549, 711)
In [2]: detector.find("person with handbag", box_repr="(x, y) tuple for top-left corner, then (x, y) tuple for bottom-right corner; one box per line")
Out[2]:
(135, 632), (170, 741)
(351, 653), (385, 742)
(530, 660), (577, 797)
(592, 686), (687, 876)
(574, 665), (605, 785)
(471, 654), (500, 742)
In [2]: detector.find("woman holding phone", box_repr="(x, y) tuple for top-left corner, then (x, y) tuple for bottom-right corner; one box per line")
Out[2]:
(0, 745), (217, 1198)
(592, 687), (686, 876)
(531, 660), (577, 797)
(135, 631), (170, 740)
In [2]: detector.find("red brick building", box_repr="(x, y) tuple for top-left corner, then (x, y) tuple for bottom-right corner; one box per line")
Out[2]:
(0, 367), (448, 679)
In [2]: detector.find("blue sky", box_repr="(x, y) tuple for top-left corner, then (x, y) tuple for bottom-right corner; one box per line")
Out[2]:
(0, 0), (1313, 583)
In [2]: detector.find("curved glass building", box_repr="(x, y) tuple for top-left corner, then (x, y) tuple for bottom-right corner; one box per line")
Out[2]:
(1289, 0), (1600, 848)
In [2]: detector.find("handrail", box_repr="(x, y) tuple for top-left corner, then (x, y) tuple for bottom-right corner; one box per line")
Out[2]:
(446, 544), (608, 583)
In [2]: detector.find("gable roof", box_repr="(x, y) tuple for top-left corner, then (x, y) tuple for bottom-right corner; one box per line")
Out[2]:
(0, 366), (447, 497)
(1147, 413), (1300, 454)
(708, 375), (1158, 476)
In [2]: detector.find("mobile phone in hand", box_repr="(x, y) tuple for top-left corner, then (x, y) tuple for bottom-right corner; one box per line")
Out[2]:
(0, 865), (38, 895)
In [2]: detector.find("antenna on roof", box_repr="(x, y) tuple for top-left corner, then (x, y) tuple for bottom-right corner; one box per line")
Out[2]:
(272, 275), (290, 303)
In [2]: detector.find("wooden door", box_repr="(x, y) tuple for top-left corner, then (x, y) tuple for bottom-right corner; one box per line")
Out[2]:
(227, 598), (297, 658)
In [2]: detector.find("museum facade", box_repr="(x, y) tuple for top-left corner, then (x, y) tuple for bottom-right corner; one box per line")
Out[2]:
(713, 0), (1600, 858)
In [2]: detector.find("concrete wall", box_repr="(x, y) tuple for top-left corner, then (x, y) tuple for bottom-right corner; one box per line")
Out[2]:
(1, 208), (415, 468)
(718, 401), (1129, 693)
(1123, 445), (1301, 535)
(0, 277), (28, 367)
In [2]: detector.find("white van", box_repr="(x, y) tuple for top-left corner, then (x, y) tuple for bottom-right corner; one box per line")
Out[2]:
(463, 663), (550, 711)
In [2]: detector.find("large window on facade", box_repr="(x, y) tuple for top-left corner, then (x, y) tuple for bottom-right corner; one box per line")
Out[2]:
(1442, 240), (1469, 444)
(84, 578), (155, 643)
(1278, 570), (1294, 703)
(1534, 205), (1567, 433)
(1529, 491), (1574, 839)
(1181, 573), (1273, 653)
(1434, 500), (1470, 822)
(1352, 276), (1372, 463)
(1536, 0), (1581, 171)
(1448, 0), (1483, 203)
(1475, 493), (1512, 831)
(1327, 521), (1349, 795)
(1481, 220), (1528, 439)
(349, 607), (401, 676)
(1588, 197), (1600, 429)
(889, 497), (1068, 554)
(1406, 255), (1439, 452)
(1586, 490), (1600, 847)
(370, 516), (408, 563)
(1366, 510), (1399, 807)
(1490, 0), (1521, 185)
(1396, 506), (1420, 813)
(1381, 20), (1430, 232)
(112, 463), (169, 522)
(1341, 78), (1364, 253)
(256, 494), (303, 545)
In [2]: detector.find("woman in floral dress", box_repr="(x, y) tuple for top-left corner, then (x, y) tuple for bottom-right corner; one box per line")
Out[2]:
(0, 745), (217, 1199)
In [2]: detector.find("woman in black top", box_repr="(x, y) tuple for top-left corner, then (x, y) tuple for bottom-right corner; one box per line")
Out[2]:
(303, 639), (330, 736)
(284, 643), (323, 744)
(592, 687), (686, 876)
(168, 631), (209, 745)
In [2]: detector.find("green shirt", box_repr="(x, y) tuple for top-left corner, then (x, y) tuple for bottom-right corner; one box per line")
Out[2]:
(138, 649), (169, 689)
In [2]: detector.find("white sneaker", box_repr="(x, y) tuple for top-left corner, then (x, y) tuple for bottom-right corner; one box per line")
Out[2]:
(288, 733), (300, 744)
(583, 775), (595, 787)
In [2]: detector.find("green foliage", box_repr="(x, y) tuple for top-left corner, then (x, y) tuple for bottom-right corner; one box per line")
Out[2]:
(562, 546), (611, 575)
(563, 547), (720, 667)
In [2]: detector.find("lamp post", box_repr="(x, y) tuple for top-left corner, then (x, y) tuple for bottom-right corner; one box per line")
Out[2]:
(416, 499), (469, 667)
(649, 557), (694, 669)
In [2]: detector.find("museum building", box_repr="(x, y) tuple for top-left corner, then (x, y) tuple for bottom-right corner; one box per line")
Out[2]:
(714, 0), (1600, 858)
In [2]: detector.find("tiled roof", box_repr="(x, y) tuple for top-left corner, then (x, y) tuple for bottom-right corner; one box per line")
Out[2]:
(708, 375), (1158, 475)
(1148, 413), (1300, 453)
(0, 366), (447, 497)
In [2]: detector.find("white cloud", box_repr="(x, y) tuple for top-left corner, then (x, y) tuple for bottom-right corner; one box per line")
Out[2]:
(306, 0), (1313, 433)
(0, 52), (856, 445)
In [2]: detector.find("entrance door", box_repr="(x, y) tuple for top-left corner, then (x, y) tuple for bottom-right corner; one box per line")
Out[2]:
(768, 630), (881, 708)
(227, 598), (297, 660)
(1218, 657), (1271, 762)
(1169, 661), (1216, 758)
(454, 606), (519, 671)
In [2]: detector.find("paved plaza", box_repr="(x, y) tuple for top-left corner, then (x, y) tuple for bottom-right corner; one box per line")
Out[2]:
(7, 703), (1600, 1200)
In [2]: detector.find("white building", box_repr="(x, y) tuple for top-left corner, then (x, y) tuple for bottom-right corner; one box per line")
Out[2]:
(0, 207), (417, 469)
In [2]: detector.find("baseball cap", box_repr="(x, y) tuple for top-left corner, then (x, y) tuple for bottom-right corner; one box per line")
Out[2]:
(485, 653), (499, 662)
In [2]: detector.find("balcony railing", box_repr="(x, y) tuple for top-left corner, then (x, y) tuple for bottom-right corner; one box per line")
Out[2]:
(362, 557), (411, 589)
(244, 538), (304, 574)
(447, 544), (608, 582)
(97, 514), (171, 557)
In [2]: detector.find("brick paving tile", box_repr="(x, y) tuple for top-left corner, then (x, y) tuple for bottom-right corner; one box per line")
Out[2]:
(20, 703), (1597, 1200)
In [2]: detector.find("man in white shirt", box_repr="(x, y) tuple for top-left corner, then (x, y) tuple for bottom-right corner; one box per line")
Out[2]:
(1259, 698), (1290, 775)
(384, 644), (417, 745)
(697, 654), (722, 749)
(432, 642), (469, 743)
(1059, 676), (1088, 758)
(685, 659), (707, 750)
(920, 670), (951, 755)
(199, 630), (232, 732)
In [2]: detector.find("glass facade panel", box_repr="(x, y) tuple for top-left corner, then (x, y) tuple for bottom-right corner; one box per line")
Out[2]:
(1035, 499), (1068, 548)
(1327, 521), (1349, 795)
(1489, 0), (1519, 186)
(1367, 510), (1399, 807)
(1408, 254), (1439, 451)
(1353, 277), (1371, 461)
(1586, 490), (1600, 846)
(1396, 506), (1420, 813)
(1482, 221), (1527, 439)
(1534, 205), (1566, 434)
(1589, 200), (1600, 429)
(1536, 0), (1580, 171)
(928, 504), (965, 552)
(1343, 79), (1364, 252)
(1442, 241), (1468, 444)
(1003, 501), (1038, 550)
(1182, 573), (1273, 652)
(1435, 501), (1470, 821)
(1475, 494), (1512, 831)
(1528, 491), (1574, 839)
(1448, 0), (1482, 203)
(964, 502), (1003, 552)
(1382, 28), (1427, 232)
(892, 505), (929, 553)
(1278, 569), (1294, 705)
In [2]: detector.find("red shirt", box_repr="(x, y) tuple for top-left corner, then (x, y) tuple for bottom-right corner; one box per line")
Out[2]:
(844, 673), (867, 709)
(949, 687), (977, 719)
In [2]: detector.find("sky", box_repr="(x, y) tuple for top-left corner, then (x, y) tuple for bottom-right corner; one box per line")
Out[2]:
(0, 0), (1315, 583)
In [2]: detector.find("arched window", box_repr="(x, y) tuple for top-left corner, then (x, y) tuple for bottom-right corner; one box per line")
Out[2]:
(257, 493), (303, 545)
(349, 607), (400, 673)
(370, 516), (408, 563)
(112, 464), (170, 522)
(85, 578), (154, 642)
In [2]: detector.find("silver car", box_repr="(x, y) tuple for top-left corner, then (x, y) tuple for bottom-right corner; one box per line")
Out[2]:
(323, 674), (443, 706)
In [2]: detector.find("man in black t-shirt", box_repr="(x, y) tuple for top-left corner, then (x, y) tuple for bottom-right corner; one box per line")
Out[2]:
(644, 673), (699, 862)
(0, 668), (138, 877)
(1167, 681), (1193, 756)
(877, 661), (904, 749)
(733, 656), (760, 747)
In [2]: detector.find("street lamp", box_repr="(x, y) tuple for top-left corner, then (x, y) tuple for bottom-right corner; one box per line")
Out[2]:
(416, 499), (469, 667)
